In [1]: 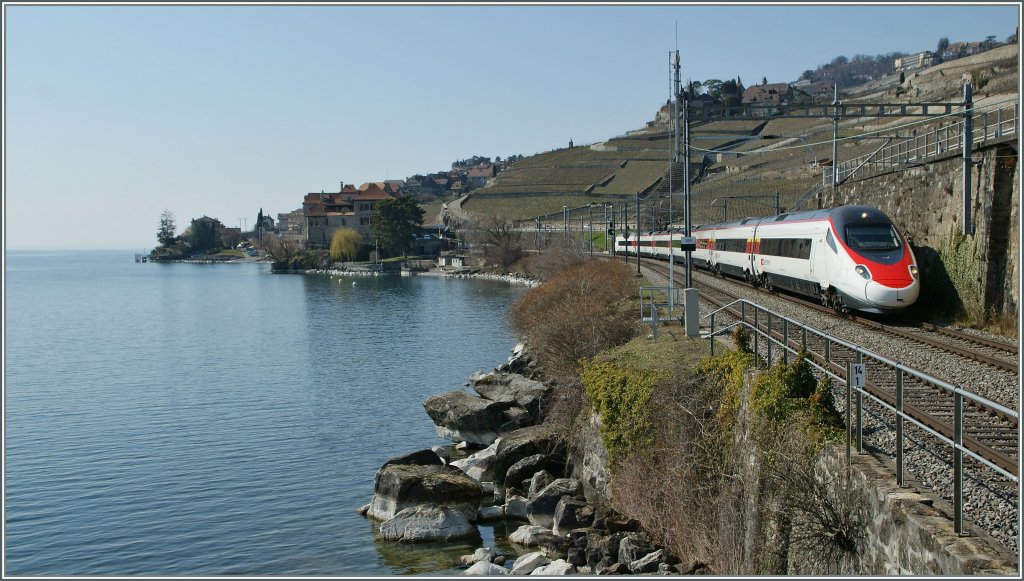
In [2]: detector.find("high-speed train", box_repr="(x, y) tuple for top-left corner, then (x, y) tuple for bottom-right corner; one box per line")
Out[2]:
(615, 205), (919, 313)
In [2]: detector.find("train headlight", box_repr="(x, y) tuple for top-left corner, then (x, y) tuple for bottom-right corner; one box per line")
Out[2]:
(855, 265), (872, 280)
(909, 265), (919, 280)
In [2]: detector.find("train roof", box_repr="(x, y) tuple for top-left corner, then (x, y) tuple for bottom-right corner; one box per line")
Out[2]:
(695, 205), (892, 231)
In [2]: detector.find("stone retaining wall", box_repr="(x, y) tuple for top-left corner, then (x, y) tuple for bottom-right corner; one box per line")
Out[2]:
(791, 448), (1018, 575)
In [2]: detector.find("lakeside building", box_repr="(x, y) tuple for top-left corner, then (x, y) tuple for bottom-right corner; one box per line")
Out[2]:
(303, 182), (399, 249)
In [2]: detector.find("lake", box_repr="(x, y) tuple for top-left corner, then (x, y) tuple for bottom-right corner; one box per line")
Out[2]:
(4, 251), (527, 575)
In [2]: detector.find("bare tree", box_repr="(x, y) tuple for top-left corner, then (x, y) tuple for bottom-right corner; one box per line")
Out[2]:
(466, 215), (524, 268)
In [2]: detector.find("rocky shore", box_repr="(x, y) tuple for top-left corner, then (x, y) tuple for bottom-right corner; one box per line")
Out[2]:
(358, 344), (696, 575)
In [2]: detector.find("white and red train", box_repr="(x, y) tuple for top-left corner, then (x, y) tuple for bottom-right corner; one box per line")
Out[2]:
(615, 205), (920, 313)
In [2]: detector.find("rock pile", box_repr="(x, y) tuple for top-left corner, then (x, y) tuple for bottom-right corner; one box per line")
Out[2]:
(360, 343), (692, 574)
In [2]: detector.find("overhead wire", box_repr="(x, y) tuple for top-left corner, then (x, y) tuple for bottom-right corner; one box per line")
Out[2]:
(685, 96), (1018, 156)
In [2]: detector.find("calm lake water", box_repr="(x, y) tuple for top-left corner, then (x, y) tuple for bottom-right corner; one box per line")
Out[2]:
(4, 251), (527, 576)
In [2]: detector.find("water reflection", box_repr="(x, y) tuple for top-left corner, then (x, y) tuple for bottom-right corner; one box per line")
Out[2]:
(369, 517), (535, 575)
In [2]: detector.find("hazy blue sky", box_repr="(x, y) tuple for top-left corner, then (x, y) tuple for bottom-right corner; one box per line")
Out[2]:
(5, 3), (1019, 249)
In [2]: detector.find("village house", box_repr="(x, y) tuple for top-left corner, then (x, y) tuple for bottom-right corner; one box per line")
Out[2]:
(741, 83), (809, 107)
(465, 164), (497, 190)
(189, 215), (240, 250)
(942, 41), (984, 61)
(277, 209), (306, 241)
(302, 182), (399, 249)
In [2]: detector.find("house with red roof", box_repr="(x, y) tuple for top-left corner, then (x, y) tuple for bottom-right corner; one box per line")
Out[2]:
(302, 181), (401, 249)
(741, 83), (809, 107)
(466, 164), (497, 190)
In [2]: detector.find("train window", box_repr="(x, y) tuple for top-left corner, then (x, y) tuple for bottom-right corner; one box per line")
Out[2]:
(758, 237), (811, 259)
(825, 230), (838, 253)
(845, 225), (901, 252)
(717, 238), (746, 253)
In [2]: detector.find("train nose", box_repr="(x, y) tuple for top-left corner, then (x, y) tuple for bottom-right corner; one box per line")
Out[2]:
(864, 279), (920, 309)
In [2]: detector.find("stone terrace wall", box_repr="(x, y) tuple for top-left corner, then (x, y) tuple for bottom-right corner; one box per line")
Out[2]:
(790, 448), (1018, 575)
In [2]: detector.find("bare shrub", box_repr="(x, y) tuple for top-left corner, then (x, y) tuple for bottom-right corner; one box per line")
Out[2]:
(512, 234), (594, 281)
(509, 259), (641, 427)
(465, 216), (523, 270)
(611, 373), (729, 569)
(763, 438), (866, 574)
(509, 260), (639, 375)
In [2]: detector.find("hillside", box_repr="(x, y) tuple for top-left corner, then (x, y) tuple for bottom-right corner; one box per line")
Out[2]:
(460, 44), (1018, 228)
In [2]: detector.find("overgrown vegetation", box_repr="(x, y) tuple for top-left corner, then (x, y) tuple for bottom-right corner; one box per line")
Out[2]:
(603, 331), (854, 574)
(580, 360), (660, 462)
(937, 227), (985, 324)
(265, 237), (328, 271)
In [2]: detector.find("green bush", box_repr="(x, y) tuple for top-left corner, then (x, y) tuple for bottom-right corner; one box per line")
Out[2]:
(581, 360), (661, 461)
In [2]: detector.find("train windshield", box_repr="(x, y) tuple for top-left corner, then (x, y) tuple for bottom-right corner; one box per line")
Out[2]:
(844, 224), (902, 252)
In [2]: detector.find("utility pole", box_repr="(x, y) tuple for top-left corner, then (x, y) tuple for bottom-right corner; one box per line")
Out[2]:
(683, 70), (692, 288)
(671, 49), (681, 309)
(831, 84), (840, 189)
(962, 83), (974, 236)
(589, 205), (593, 258)
(635, 193), (641, 276)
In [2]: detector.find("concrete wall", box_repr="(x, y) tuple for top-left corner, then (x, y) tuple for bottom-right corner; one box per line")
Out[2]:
(790, 448), (1018, 575)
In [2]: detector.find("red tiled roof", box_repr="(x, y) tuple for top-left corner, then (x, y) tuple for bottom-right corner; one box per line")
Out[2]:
(467, 165), (495, 178)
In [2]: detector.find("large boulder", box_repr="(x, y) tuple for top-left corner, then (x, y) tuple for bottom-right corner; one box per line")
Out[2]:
(503, 454), (547, 492)
(492, 425), (565, 485)
(473, 373), (549, 419)
(367, 463), (484, 521)
(508, 525), (568, 551)
(498, 407), (533, 434)
(504, 495), (529, 520)
(451, 441), (498, 483)
(629, 549), (672, 574)
(423, 391), (517, 446)
(460, 546), (497, 565)
(510, 552), (550, 575)
(527, 470), (554, 498)
(586, 531), (628, 566)
(477, 506), (504, 522)
(552, 497), (595, 536)
(379, 448), (443, 470)
(526, 478), (582, 529)
(617, 534), (655, 566)
(461, 561), (508, 576)
(378, 506), (478, 543)
(531, 559), (575, 575)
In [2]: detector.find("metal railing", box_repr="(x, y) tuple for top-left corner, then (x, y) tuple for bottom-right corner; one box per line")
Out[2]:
(825, 100), (1019, 185)
(639, 286), (685, 340)
(704, 298), (1019, 535)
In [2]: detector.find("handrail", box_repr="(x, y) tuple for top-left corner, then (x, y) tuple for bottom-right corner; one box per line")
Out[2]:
(826, 100), (1018, 184)
(705, 298), (1019, 536)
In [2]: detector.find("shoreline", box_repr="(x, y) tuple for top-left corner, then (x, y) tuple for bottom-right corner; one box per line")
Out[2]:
(306, 266), (541, 287)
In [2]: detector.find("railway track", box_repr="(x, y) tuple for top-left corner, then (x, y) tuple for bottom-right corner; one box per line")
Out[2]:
(638, 257), (1018, 544)
(640, 257), (1019, 376)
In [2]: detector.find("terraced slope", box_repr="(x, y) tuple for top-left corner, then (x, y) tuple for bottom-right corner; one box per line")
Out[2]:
(461, 45), (1017, 228)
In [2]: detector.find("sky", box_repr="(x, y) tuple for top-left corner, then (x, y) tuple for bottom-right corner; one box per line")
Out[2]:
(4, 2), (1020, 250)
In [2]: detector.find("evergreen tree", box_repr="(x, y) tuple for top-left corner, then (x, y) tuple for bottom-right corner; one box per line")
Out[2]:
(371, 196), (425, 259)
(157, 209), (177, 247)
